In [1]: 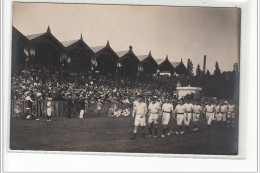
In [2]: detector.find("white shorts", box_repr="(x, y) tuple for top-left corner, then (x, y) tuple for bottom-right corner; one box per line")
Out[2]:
(134, 114), (146, 126)
(148, 113), (159, 124)
(206, 112), (214, 125)
(193, 113), (200, 122)
(216, 113), (222, 121)
(184, 113), (192, 126)
(177, 114), (184, 126)
(162, 112), (170, 125)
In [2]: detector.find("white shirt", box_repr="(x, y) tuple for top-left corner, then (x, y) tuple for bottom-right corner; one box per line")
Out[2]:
(134, 102), (147, 116)
(175, 104), (186, 114)
(162, 103), (174, 113)
(133, 100), (138, 108)
(215, 105), (220, 113)
(228, 104), (235, 112)
(192, 105), (202, 114)
(148, 102), (160, 114)
(185, 103), (193, 112)
(205, 105), (215, 113)
(220, 105), (228, 113)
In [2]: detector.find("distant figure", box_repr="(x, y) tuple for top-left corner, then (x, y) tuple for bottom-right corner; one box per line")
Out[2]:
(66, 97), (74, 118)
(79, 98), (85, 118)
(46, 100), (52, 121)
(13, 101), (22, 118)
(227, 100), (237, 128)
(96, 99), (102, 115)
(220, 101), (228, 127)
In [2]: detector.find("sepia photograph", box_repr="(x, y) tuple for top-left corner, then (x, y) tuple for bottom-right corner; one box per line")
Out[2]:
(9, 2), (240, 155)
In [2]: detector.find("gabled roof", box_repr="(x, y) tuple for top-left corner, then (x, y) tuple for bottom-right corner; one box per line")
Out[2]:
(155, 59), (165, 65)
(61, 39), (78, 47)
(26, 33), (45, 40)
(137, 55), (148, 61)
(171, 62), (182, 68)
(90, 45), (106, 53)
(91, 41), (119, 59)
(115, 50), (128, 57)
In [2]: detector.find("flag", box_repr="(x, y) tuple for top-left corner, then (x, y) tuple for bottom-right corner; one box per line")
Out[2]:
(67, 57), (71, 64)
(24, 48), (29, 56)
(95, 59), (97, 67)
(29, 49), (35, 56)
(91, 58), (95, 65)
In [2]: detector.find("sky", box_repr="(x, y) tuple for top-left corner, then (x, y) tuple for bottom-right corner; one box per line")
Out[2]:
(12, 2), (240, 73)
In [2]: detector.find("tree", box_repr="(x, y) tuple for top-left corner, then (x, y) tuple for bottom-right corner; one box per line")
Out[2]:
(233, 63), (239, 72)
(206, 70), (211, 76)
(187, 59), (194, 76)
(214, 61), (221, 76)
(196, 64), (202, 77)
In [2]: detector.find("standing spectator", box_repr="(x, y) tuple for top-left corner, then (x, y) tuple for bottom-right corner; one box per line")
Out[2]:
(47, 100), (52, 121)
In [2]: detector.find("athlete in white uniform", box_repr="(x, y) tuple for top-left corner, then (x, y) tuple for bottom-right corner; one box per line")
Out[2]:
(214, 101), (221, 128)
(192, 100), (201, 131)
(227, 100), (237, 127)
(132, 99), (138, 117)
(220, 101), (228, 127)
(161, 98), (174, 137)
(131, 95), (147, 139)
(204, 100), (216, 129)
(175, 100), (187, 135)
(148, 97), (160, 137)
(184, 99), (193, 133)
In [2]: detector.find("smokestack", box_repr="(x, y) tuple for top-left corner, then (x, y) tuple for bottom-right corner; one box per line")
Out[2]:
(203, 55), (206, 74)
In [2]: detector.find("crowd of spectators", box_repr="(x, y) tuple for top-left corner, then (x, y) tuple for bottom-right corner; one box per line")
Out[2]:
(11, 64), (175, 107)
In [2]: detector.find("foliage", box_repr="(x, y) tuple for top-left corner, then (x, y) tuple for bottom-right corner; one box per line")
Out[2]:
(187, 59), (194, 76)
(214, 61), (221, 76)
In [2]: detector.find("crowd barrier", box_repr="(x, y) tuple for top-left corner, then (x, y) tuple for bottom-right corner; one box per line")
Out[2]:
(10, 100), (132, 118)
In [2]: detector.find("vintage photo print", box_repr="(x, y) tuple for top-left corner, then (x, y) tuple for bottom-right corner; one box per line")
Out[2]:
(10, 2), (240, 155)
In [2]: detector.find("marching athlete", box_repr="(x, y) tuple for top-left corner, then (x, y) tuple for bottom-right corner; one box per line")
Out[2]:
(192, 100), (202, 131)
(161, 98), (174, 137)
(46, 100), (52, 121)
(214, 100), (221, 128)
(204, 100), (216, 129)
(131, 95), (148, 139)
(147, 97), (160, 137)
(175, 100), (186, 135)
(184, 99), (193, 133)
(227, 100), (237, 128)
(132, 98), (139, 117)
(220, 101), (228, 127)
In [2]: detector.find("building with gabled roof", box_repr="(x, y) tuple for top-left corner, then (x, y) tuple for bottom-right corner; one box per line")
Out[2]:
(12, 26), (29, 71)
(116, 45), (140, 76)
(90, 41), (119, 75)
(61, 34), (94, 72)
(155, 55), (175, 76)
(171, 61), (188, 76)
(24, 26), (66, 71)
(137, 51), (158, 75)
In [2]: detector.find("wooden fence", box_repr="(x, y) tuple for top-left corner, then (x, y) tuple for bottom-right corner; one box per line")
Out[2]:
(10, 100), (132, 117)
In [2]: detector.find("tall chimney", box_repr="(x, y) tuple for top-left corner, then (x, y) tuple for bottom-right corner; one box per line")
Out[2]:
(203, 55), (206, 74)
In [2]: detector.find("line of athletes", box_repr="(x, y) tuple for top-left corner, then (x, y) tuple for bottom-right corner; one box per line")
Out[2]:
(131, 95), (237, 139)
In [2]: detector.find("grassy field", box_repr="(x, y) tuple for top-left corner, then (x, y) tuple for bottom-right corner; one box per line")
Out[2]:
(10, 116), (238, 155)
